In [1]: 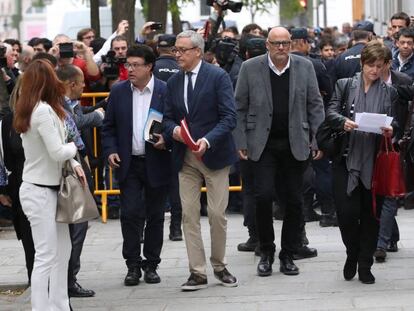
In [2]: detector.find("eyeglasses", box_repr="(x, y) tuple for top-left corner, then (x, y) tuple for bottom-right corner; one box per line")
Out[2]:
(172, 46), (198, 55)
(125, 62), (148, 70)
(267, 40), (291, 47)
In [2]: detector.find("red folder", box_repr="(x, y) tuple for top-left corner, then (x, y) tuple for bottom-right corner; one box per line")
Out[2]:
(180, 119), (199, 151)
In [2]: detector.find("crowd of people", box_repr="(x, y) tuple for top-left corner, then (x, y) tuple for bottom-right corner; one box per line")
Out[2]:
(0, 5), (414, 311)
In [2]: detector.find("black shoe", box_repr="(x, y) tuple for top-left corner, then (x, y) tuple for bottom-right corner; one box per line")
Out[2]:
(124, 267), (141, 286)
(237, 237), (258, 252)
(169, 228), (183, 241)
(279, 256), (299, 275)
(304, 210), (321, 222)
(358, 268), (375, 284)
(343, 257), (357, 281)
(181, 273), (208, 291)
(387, 241), (398, 252)
(68, 282), (95, 298)
(257, 254), (274, 277)
(374, 248), (387, 262)
(214, 268), (238, 287)
(143, 266), (161, 284)
(292, 246), (318, 260)
(319, 214), (338, 227)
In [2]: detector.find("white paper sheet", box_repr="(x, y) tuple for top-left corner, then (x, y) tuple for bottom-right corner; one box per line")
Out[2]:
(354, 112), (393, 134)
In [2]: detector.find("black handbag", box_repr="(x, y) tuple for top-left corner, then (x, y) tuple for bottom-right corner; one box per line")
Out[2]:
(316, 78), (351, 159)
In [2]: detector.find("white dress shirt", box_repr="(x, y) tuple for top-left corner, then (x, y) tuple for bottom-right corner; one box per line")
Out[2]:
(183, 60), (202, 113)
(267, 53), (291, 76)
(132, 75), (154, 156)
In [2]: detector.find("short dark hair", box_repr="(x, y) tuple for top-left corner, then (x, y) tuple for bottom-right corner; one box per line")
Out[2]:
(395, 27), (414, 41)
(56, 64), (82, 83)
(77, 28), (95, 41)
(319, 36), (334, 50)
(4, 39), (21, 52)
(351, 29), (371, 42)
(242, 23), (262, 35)
(126, 44), (156, 71)
(33, 38), (53, 52)
(390, 12), (411, 27)
(111, 35), (128, 50)
(32, 52), (58, 67)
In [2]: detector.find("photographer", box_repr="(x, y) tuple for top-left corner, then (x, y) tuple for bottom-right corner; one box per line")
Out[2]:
(0, 43), (17, 95)
(98, 35), (129, 90)
(212, 37), (242, 88)
(49, 34), (101, 106)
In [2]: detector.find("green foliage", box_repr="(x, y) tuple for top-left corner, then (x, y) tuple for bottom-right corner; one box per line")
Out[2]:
(31, 0), (45, 7)
(279, 0), (305, 19)
(242, 0), (278, 14)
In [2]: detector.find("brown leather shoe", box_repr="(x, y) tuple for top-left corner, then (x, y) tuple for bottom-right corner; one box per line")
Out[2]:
(214, 268), (238, 287)
(181, 273), (208, 291)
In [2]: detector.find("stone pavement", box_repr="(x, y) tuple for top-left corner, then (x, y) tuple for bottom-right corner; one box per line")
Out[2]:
(2, 210), (414, 311)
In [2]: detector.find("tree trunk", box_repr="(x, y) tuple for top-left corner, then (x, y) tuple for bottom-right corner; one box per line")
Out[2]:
(90, 0), (101, 37)
(170, 0), (182, 34)
(147, 0), (168, 38)
(112, 0), (136, 44)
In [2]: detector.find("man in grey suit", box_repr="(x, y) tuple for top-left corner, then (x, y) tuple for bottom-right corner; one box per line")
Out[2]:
(234, 26), (325, 277)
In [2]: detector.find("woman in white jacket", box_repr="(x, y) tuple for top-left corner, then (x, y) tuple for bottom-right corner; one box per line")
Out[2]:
(14, 59), (86, 311)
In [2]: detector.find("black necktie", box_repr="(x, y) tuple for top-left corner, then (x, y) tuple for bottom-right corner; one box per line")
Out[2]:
(186, 71), (193, 112)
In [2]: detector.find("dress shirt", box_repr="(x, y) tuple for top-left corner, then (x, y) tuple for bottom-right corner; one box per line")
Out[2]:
(268, 53), (290, 76)
(131, 75), (154, 156)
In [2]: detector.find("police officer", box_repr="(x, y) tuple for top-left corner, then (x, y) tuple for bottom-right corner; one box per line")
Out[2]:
(290, 28), (332, 104)
(237, 37), (267, 255)
(153, 34), (179, 82)
(332, 21), (374, 83)
(290, 28), (337, 231)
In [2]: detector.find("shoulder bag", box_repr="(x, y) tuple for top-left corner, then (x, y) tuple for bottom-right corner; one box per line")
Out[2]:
(56, 155), (99, 224)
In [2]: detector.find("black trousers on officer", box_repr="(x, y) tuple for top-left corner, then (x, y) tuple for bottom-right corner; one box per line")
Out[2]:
(332, 160), (378, 269)
(253, 145), (308, 258)
(119, 156), (168, 269)
(240, 160), (256, 238)
(68, 222), (88, 288)
(169, 172), (182, 231)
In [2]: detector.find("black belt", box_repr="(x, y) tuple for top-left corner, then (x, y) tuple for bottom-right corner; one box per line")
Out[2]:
(132, 155), (146, 160)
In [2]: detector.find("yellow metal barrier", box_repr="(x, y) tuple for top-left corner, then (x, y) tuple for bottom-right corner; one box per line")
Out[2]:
(81, 92), (242, 223)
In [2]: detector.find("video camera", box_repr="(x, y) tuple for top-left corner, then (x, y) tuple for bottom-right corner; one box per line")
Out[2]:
(211, 37), (239, 68)
(0, 46), (7, 68)
(206, 0), (243, 13)
(101, 50), (126, 80)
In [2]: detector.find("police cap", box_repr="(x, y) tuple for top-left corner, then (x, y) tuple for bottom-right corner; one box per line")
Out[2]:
(290, 27), (309, 40)
(158, 34), (176, 48)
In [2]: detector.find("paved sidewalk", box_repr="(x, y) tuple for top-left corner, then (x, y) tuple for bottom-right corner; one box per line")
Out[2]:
(2, 210), (414, 311)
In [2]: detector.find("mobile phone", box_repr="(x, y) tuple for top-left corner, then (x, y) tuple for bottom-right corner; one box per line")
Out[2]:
(150, 22), (163, 30)
(59, 42), (74, 58)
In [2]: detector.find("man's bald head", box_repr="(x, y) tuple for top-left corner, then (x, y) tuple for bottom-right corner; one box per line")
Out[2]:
(268, 27), (291, 41)
(266, 27), (291, 67)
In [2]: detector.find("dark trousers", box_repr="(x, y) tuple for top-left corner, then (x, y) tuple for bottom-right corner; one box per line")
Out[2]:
(169, 172), (182, 230)
(313, 157), (335, 215)
(68, 222), (88, 288)
(119, 157), (168, 269)
(332, 161), (379, 269)
(14, 204), (35, 283)
(240, 159), (256, 238)
(253, 146), (307, 258)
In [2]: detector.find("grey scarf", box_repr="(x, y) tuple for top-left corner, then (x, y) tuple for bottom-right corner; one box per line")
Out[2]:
(346, 75), (389, 195)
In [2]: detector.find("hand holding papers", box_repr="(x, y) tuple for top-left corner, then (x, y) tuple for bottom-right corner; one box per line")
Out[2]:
(144, 108), (163, 144)
(180, 118), (199, 151)
(354, 112), (393, 135)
